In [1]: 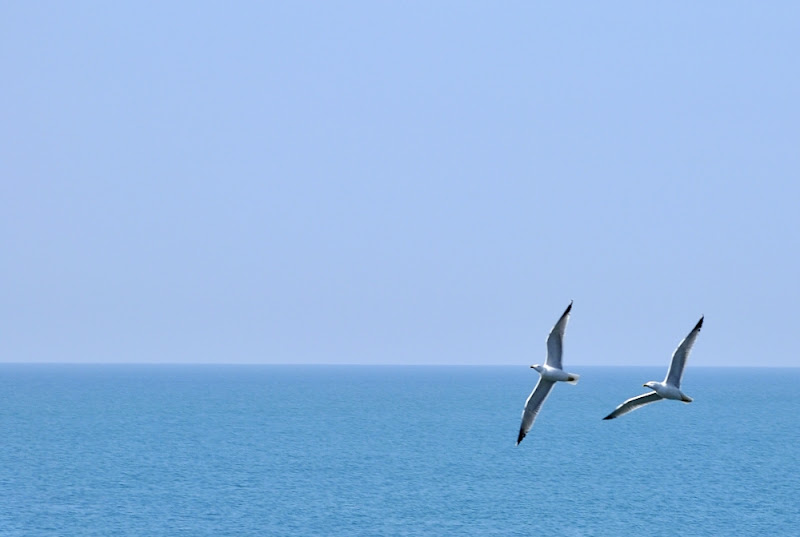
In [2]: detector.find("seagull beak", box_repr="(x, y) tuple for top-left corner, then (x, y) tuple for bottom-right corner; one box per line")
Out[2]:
(642, 383), (648, 387)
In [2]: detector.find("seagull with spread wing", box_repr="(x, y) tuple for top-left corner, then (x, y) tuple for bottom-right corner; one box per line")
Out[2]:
(603, 316), (704, 420)
(516, 301), (579, 445)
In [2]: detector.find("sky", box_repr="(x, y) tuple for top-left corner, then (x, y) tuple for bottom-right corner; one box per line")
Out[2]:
(1, 2), (798, 366)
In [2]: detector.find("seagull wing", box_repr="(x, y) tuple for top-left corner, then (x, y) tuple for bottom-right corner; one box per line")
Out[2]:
(665, 316), (704, 389)
(516, 379), (556, 445)
(602, 392), (663, 420)
(545, 301), (573, 369)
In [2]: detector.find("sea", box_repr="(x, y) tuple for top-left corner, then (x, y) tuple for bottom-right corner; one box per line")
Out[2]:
(0, 364), (797, 536)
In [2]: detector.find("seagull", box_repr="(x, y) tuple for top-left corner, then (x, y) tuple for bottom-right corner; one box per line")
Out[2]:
(516, 301), (579, 445)
(603, 316), (704, 420)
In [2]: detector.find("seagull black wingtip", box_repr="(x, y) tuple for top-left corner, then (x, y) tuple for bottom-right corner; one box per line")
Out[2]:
(694, 316), (704, 331)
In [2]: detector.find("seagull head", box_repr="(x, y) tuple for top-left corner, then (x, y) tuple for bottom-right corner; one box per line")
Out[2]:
(643, 381), (657, 390)
(530, 364), (544, 373)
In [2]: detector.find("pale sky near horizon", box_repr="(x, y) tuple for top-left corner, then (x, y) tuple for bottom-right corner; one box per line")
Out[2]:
(2, 2), (798, 366)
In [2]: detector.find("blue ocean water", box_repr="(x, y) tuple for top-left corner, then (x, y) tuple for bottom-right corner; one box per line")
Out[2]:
(0, 365), (797, 536)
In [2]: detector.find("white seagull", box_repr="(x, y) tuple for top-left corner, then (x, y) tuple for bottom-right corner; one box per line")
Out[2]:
(517, 301), (579, 445)
(603, 316), (704, 420)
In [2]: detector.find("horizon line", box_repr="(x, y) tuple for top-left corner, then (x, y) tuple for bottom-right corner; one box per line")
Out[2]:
(0, 362), (796, 368)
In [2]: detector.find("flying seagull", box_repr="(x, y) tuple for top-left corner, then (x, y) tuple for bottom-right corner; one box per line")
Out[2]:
(603, 316), (704, 420)
(516, 301), (580, 445)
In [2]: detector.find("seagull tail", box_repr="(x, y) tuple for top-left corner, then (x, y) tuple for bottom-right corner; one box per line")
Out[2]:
(565, 372), (580, 385)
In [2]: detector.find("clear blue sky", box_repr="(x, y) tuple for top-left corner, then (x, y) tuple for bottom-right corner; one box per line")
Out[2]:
(2, 2), (798, 366)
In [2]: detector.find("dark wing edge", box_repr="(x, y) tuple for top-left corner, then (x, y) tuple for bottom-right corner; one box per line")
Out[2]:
(545, 301), (573, 369)
(516, 379), (556, 445)
(602, 392), (663, 420)
(665, 316), (704, 388)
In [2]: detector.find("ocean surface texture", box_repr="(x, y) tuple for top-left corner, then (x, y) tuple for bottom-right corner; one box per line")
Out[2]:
(1, 365), (797, 536)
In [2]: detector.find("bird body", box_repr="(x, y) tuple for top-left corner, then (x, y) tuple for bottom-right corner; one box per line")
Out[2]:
(643, 381), (693, 403)
(532, 364), (579, 384)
